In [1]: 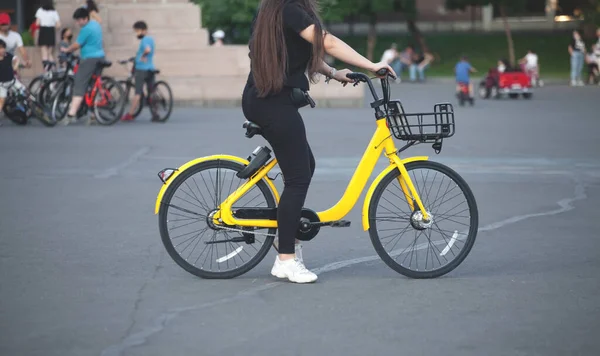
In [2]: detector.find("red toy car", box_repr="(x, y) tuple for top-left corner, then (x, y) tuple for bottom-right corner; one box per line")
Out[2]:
(479, 68), (533, 100)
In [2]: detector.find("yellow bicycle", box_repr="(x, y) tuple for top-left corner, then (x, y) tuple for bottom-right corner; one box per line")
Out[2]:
(154, 69), (479, 279)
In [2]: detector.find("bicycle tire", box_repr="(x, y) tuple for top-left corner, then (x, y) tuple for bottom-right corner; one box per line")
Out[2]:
(2, 98), (28, 126)
(368, 161), (478, 279)
(30, 97), (56, 127)
(126, 81), (145, 119)
(149, 81), (173, 122)
(38, 76), (65, 110)
(93, 77), (126, 126)
(159, 159), (277, 279)
(51, 77), (74, 122)
(27, 75), (44, 100)
(118, 80), (143, 119)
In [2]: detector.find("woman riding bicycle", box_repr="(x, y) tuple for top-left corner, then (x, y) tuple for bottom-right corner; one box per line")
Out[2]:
(242, 0), (395, 283)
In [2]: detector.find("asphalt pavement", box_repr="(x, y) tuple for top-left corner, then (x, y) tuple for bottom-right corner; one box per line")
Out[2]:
(1, 83), (599, 356)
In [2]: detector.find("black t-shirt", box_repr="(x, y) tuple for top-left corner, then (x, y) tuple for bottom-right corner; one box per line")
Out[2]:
(247, 0), (316, 92)
(0, 53), (14, 82)
(571, 38), (585, 52)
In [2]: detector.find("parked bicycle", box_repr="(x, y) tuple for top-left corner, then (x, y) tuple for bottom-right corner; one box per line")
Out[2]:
(118, 57), (173, 122)
(33, 56), (80, 110)
(153, 69), (479, 280)
(51, 53), (126, 126)
(2, 78), (55, 127)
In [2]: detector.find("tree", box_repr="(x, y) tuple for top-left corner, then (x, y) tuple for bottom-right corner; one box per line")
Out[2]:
(193, 0), (260, 44)
(446, 0), (524, 66)
(323, 0), (415, 61)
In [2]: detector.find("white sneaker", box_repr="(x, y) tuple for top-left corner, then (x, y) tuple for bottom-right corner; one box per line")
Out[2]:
(273, 239), (304, 263)
(271, 256), (317, 284)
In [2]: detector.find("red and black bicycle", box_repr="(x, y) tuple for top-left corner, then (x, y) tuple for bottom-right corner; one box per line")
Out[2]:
(51, 53), (126, 125)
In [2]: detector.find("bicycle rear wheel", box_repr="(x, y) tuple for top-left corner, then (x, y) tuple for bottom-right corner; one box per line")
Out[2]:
(158, 159), (277, 279)
(149, 81), (173, 122)
(93, 77), (126, 125)
(368, 161), (478, 279)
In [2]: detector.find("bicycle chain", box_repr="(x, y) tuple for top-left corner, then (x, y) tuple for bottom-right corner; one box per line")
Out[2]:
(214, 224), (278, 238)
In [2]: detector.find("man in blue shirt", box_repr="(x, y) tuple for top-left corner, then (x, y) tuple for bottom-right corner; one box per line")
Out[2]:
(61, 7), (105, 125)
(454, 56), (477, 99)
(121, 21), (157, 122)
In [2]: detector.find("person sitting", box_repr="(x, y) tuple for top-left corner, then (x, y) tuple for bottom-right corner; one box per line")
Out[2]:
(0, 39), (26, 114)
(409, 51), (433, 82)
(381, 43), (401, 83)
(585, 44), (600, 85)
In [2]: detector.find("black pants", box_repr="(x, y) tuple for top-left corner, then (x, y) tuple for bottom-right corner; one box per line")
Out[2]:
(242, 84), (316, 254)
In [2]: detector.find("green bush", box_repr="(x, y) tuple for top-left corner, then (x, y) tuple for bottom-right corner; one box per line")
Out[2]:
(21, 31), (34, 46)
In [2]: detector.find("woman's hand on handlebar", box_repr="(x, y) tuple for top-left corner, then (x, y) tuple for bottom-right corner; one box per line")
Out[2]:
(332, 68), (354, 86)
(370, 61), (397, 79)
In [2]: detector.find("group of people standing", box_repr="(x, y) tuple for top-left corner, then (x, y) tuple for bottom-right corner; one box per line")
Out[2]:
(569, 28), (600, 86)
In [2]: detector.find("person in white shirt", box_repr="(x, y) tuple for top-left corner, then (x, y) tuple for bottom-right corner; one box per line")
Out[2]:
(381, 43), (407, 83)
(0, 13), (31, 69)
(212, 29), (225, 46)
(519, 49), (541, 86)
(36, 0), (62, 71)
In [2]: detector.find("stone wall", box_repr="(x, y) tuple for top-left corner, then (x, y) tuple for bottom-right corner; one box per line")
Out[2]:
(21, 0), (364, 108)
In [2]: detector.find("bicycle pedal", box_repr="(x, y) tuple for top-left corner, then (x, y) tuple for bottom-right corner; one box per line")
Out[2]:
(330, 220), (351, 228)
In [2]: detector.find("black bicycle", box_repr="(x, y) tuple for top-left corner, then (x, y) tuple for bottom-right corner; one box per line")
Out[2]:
(35, 55), (80, 111)
(118, 57), (173, 122)
(2, 78), (55, 127)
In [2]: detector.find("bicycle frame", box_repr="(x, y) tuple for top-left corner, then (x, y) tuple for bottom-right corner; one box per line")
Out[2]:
(154, 71), (434, 231)
(83, 75), (110, 108)
(210, 118), (429, 231)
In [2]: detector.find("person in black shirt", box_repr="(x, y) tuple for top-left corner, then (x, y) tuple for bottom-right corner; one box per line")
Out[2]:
(242, 0), (395, 284)
(0, 39), (25, 114)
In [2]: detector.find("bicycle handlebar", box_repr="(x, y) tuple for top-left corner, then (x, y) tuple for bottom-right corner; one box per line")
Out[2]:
(346, 68), (395, 105)
(118, 57), (136, 65)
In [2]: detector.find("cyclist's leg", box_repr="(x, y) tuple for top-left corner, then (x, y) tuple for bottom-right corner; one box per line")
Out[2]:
(0, 85), (7, 112)
(242, 87), (313, 258)
(123, 69), (147, 120)
(65, 58), (97, 121)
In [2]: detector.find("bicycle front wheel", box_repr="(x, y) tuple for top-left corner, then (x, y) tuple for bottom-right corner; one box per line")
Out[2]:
(93, 77), (126, 125)
(368, 161), (478, 279)
(158, 159), (277, 279)
(51, 77), (74, 122)
(29, 97), (56, 127)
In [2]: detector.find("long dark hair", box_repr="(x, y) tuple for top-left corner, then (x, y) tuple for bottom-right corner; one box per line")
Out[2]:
(250, 0), (326, 97)
(41, 0), (55, 11)
(86, 0), (99, 12)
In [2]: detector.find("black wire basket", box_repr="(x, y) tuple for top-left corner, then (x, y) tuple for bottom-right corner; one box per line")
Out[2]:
(385, 101), (455, 142)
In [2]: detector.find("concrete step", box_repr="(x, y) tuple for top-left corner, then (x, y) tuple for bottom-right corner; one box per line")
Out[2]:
(148, 75), (364, 107)
(105, 29), (209, 49)
(102, 47), (251, 77)
(105, 3), (202, 31)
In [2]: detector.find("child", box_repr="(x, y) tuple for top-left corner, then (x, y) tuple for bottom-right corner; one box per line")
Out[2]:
(58, 28), (72, 69)
(0, 39), (25, 113)
(121, 21), (156, 122)
(454, 56), (477, 98)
